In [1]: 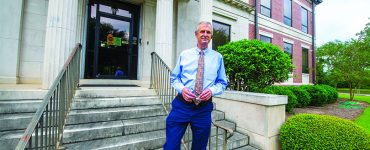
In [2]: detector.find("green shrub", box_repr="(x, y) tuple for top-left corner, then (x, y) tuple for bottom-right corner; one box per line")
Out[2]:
(280, 114), (370, 150)
(218, 39), (294, 92)
(288, 86), (311, 108)
(264, 86), (297, 112)
(301, 85), (328, 106)
(319, 84), (338, 103)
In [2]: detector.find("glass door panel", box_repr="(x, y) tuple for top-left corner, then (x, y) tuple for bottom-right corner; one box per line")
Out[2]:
(96, 16), (131, 78)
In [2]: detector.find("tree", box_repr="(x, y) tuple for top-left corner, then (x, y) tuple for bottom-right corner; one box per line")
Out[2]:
(218, 39), (294, 92)
(316, 21), (370, 100)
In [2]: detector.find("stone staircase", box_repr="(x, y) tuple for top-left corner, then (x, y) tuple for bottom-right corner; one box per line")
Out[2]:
(62, 85), (257, 150)
(0, 89), (46, 149)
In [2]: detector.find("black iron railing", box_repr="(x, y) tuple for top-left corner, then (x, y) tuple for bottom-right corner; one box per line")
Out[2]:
(16, 44), (82, 150)
(150, 52), (233, 150)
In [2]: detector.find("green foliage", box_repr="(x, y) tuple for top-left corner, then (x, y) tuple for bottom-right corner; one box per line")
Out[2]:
(288, 86), (311, 108)
(264, 86), (297, 112)
(318, 84), (338, 103)
(317, 20), (370, 100)
(218, 39), (293, 92)
(280, 114), (370, 150)
(300, 85), (328, 106)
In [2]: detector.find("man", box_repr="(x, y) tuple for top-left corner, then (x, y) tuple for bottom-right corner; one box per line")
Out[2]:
(164, 21), (228, 150)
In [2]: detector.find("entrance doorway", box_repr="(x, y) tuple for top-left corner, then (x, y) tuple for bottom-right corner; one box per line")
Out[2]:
(84, 0), (140, 79)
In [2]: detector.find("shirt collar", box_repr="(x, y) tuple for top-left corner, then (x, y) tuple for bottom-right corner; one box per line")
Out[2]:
(195, 47), (210, 55)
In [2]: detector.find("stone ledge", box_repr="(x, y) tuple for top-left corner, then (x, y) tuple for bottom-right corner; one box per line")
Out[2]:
(215, 90), (288, 106)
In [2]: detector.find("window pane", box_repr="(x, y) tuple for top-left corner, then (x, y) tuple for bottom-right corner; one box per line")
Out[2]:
(284, 0), (292, 26)
(212, 21), (231, 51)
(99, 4), (132, 18)
(261, 0), (271, 7)
(284, 42), (293, 59)
(302, 48), (309, 73)
(301, 7), (308, 33)
(260, 35), (271, 43)
(261, 6), (271, 17)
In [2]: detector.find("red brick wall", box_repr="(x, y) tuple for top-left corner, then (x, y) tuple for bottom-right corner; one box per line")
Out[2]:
(255, 27), (313, 83)
(272, 0), (283, 22)
(249, 24), (255, 39)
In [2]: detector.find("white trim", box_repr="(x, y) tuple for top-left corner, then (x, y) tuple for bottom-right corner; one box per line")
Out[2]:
(293, 0), (312, 12)
(259, 30), (273, 38)
(301, 43), (310, 49)
(212, 5), (239, 21)
(283, 38), (294, 44)
(249, 14), (312, 44)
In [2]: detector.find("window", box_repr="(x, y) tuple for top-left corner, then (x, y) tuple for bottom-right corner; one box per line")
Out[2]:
(284, 42), (293, 59)
(260, 35), (271, 43)
(302, 48), (309, 73)
(260, 0), (271, 18)
(284, 0), (292, 26)
(212, 20), (231, 51)
(301, 7), (308, 33)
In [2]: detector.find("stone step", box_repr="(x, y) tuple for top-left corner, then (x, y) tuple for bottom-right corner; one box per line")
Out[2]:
(0, 90), (46, 100)
(65, 129), (249, 150)
(63, 116), (167, 144)
(79, 79), (150, 87)
(64, 130), (166, 150)
(0, 100), (42, 113)
(0, 129), (25, 150)
(75, 87), (157, 98)
(234, 145), (260, 150)
(71, 96), (161, 110)
(183, 132), (249, 150)
(66, 105), (166, 125)
(0, 113), (34, 131)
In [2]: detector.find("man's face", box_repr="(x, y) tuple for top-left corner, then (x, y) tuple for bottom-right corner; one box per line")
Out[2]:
(196, 24), (212, 47)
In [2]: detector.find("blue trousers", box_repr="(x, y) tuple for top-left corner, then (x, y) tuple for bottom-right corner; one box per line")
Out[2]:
(164, 97), (213, 150)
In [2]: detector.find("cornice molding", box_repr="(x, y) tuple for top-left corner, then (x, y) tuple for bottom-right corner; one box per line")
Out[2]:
(217, 0), (254, 13)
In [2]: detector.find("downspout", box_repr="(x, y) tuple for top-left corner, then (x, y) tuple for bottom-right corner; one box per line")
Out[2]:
(311, 0), (322, 84)
(255, 0), (259, 39)
(312, 1), (316, 84)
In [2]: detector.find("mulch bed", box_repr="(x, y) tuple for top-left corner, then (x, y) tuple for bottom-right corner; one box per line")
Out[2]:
(287, 98), (369, 121)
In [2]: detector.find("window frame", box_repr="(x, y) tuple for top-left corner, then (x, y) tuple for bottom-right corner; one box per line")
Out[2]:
(212, 20), (231, 51)
(260, 34), (272, 43)
(260, 0), (271, 18)
(283, 0), (292, 26)
(301, 7), (308, 33)
(302, 47), (309, 73)
(284, 42), (293, 59)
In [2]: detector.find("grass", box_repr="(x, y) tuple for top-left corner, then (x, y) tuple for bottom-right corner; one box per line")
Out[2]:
(337, 88), (370, 95)
(338, 93), (370, 133)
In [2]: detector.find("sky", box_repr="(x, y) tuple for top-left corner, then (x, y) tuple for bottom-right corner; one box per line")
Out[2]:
(315, 0), (370, 46)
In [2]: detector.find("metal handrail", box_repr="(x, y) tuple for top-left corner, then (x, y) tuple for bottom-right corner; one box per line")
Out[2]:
(16, 43), (82, 150)
(150, 52), (234, 150)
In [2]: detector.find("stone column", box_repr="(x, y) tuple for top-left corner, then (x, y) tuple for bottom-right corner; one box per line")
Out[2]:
(42, 0), (79, 89)
(155, 0), (173, 68)
(199, 0), (212, 49)
(199, 0), (212, 23)
(0, 0), (23, 84)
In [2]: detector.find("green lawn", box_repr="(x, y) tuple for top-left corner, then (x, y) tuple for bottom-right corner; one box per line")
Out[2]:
(337, 88), (370, 95)
(338, 93), (370, 133)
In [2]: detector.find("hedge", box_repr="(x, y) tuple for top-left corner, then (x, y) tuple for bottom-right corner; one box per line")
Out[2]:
(288, 86), (311, 108)
(318, 84), (338, 103)
(300, 85), (328, 106)
(280, 114), (370, 150)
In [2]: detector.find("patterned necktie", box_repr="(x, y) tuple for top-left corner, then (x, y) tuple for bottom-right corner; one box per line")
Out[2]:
(193, 50), (204, 105)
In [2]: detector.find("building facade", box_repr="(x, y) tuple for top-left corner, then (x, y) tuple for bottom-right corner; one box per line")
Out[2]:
(0, 0), (321, 88)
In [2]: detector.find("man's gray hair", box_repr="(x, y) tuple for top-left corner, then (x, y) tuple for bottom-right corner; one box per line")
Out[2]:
(195, 21), (213, 34)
